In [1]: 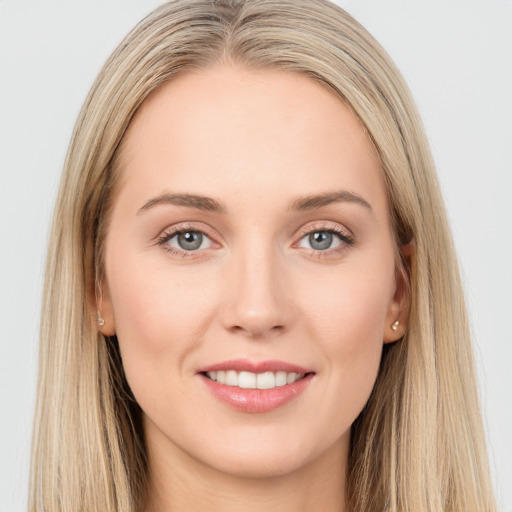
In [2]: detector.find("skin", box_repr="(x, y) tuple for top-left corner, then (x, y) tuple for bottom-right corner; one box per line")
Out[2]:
(99, 63), (409, 512)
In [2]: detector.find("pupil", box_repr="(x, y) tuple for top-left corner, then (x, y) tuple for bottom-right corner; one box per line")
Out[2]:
(309, 231), (332, 250)
(178, 232), (202, 250)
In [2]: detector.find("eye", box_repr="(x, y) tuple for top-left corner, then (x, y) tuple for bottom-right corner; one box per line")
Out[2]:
(295, 224), (354, 255)
(299, 230), (343, 251)
(157, 228), (215, 254)
(171, 231), (208, 251)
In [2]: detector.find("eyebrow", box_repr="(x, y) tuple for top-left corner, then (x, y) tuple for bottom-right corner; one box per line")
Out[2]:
(137, 193), (227, 215)
(289, 190), (373, 212)
(137, 190), (372, 216)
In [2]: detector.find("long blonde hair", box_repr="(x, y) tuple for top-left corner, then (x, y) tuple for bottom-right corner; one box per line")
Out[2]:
(30, 1), (497, 510)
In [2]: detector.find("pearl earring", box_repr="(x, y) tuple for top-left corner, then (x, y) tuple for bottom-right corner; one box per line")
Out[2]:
(391, 320), (400, 331)
(97, 312), (105, 327)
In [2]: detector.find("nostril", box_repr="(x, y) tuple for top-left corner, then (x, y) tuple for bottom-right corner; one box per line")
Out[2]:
(220, 288), (293, 337)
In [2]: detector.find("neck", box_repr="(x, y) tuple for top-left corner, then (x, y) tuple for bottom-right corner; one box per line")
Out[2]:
(143, 427), (348, 512)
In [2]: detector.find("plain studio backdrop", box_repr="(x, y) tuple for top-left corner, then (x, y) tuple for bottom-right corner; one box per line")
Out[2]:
(0, 1), (511, 511)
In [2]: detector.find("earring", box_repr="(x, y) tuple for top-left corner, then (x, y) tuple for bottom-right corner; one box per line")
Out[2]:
(391, 320), (400, 331)
(95, 280), (105, 327)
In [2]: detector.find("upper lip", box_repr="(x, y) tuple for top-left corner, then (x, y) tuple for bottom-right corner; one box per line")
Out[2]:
(197, 359), (313, 374)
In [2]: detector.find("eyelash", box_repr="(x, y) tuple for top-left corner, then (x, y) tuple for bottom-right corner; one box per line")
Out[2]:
(156, 224), (217, 258)
(155, 222), (355, 259)
(295, 223), (355, 258)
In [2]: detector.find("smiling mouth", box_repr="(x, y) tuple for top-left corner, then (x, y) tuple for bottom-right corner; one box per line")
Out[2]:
(199, 361), (315, 412)
(203, 370), (309, 390)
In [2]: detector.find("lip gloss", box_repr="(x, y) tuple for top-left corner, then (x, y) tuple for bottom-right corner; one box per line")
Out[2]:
(197, 359), (314, 413)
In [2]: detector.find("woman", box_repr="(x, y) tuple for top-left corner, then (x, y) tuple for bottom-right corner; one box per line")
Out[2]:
(29, 1), (497, 511)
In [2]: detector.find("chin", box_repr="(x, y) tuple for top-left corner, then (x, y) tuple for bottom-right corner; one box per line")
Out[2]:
(187, 425), (348, 481)
(204, 450), (312, 480)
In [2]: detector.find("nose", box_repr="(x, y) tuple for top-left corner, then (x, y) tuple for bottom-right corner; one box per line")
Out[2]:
(220, 243), (293, 339)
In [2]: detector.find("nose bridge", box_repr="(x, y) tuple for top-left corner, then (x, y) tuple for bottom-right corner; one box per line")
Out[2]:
(221, 230), (291, 337)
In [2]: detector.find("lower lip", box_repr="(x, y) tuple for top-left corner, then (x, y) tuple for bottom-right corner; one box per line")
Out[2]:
(199, 373), (314, 413)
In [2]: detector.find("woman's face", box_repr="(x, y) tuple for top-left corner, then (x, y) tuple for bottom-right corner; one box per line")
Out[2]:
(100, 64), (407, 479)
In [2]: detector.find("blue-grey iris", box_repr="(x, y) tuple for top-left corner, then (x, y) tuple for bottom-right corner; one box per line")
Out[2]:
(178, 232), (203, 250)
(309, 231), (333, 250)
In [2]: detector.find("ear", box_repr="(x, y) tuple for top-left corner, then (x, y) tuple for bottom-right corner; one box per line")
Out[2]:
(95, 277), (116, 336)
(383, 242), (413, 343)
(84, 236), (116, 335)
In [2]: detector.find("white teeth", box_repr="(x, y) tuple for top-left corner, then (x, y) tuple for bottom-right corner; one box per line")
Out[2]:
(286, 372), (297, 384)
(225, 370), (238, 386)
(257, 371), (275, 389)
(238, 371), (257, 389)
(275, 371), (287, 386)
(205, 370), (305, 389)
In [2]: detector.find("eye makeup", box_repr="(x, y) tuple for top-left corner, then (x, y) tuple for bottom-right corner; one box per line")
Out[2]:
(154, 219), (355, 261)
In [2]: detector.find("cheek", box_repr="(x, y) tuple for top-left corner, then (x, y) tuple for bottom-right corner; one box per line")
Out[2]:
(105, 251), (218, 392)
(300, 257), (394, 419)
(303, 258), (393, 346)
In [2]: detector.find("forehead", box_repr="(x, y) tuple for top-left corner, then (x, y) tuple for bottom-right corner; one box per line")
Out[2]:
(115, 63), (387, 217)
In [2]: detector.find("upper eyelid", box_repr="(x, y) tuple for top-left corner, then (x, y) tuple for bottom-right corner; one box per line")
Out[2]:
(295, 220), (353, 238)
(157, 222), (218, 240)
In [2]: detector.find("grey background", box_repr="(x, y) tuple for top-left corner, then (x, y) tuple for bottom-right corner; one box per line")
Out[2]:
(1, 1), (511, 510)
